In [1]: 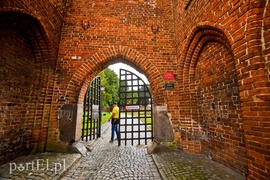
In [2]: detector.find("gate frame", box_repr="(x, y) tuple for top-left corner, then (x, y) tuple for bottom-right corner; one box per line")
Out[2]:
(118, 69), (154, 146)
(81, 76), (102, 142)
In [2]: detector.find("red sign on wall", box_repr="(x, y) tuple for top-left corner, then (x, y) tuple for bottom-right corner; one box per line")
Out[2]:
(163, 72), (174, 80)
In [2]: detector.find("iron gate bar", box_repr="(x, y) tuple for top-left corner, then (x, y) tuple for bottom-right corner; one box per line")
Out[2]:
(82, 91), (87, 141)
(118, 69), (153, 146)
(91, 84), (94, 140)
(90, 83), (93, 140)
(81, 76), (101, 142)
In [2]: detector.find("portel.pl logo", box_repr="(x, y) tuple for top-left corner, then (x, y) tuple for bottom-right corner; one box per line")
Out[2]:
(9, 159), (66, 174)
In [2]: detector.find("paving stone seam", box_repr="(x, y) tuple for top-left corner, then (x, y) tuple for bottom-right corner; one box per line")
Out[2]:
(101, 122), (166, 180)
(56, 155), (82, 180)
(58, 124), (111, 179)
(151, 154), (166, 180)
(59, 124), (111, 179)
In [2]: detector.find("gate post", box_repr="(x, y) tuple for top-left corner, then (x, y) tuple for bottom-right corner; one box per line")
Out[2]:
(59, 104), (83, 143)
(153, 106), (174, 142)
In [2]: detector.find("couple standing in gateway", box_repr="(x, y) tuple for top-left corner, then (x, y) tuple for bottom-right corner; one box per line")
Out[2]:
(107, 102), (119, 143)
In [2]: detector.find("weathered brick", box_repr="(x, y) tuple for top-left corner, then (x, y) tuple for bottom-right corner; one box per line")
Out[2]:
(0, 1), (270, 180)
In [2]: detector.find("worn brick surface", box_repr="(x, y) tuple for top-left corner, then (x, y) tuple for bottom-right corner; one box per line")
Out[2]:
(0, 1), (269, 180)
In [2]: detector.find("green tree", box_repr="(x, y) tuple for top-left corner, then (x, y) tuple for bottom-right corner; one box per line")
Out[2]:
(130, 90), (138, 105)
(98, 68), (119, 109)
(119, 80), (129, 106)
(137, 85), (150, 107)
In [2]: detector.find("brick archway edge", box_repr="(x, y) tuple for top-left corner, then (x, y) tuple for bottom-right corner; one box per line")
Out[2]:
(67, 45), (164, 105)
(179, 22), (233, 77)
(0, 7), (60, 62)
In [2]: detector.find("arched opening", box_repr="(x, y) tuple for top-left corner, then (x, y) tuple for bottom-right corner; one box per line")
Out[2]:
(52, 46), (174, 153)
(55, 46), (176, 149)
(0, 11), (55, 164)
(79, 61), (154, 146)
(178, 25), (246, 173)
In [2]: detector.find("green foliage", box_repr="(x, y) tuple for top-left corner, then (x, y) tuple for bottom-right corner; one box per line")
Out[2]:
(119, 80), (129, 105)
(98, 68), (119, 108)
(137, 85), (151, 106)
(119, 80), (150, 106)
(119, 80), (140, 105)
(101, 112), (111, 123)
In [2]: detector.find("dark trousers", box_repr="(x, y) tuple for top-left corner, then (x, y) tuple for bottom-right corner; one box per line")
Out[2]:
(111, 124), (119, 141)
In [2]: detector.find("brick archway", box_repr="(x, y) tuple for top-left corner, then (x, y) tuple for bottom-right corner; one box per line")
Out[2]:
(178, 24), (234, 137)
(0, 10), (57, 162)
(67, 46), (164, 105)
(0, 8), (58, 63)
(177, 24), (247, 172)
(54, 46), (165, 150)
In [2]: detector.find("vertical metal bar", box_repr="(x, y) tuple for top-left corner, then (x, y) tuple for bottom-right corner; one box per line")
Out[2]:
(118, 69), (153, 146)
(138, 79), (141, 145)
(98, 76), (101, 138)
(94, 77), (99, 139)
(92, 79), (95, 140)
(118, 73), (121, 146)
(89, 83), (93, 141)
(94, 79), (96, 139)
(82, 92), (87, 141)
(93, 78), (97, 140)
(151, 101), (153, 142)
(86, 87), (90, 142)
(124, 70), (127, 146)
(125, 70), (128, 146)
(131, 75), (133, 146)
(82, 76), (102, 142)
(144, 89), (147, 145)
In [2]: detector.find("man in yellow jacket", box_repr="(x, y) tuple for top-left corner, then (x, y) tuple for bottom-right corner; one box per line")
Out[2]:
(108, 102), (119, 142)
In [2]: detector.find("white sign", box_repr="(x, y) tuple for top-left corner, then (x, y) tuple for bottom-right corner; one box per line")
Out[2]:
(125, 105), (140, 110)
(92, 105), (99, 111)
(92, 105), (99, 119)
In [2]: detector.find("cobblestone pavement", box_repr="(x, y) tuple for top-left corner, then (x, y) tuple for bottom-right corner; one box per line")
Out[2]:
(152, 145), (245, 180)
(60, 122), (161, 180)
(0, 121), (246, 180)
(0, 152), (81, 180)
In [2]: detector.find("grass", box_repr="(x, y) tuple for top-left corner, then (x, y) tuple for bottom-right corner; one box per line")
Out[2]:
(101, 112), (111, 123)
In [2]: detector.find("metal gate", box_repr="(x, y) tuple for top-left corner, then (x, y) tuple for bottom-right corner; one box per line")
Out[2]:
(118, 69), (153, 146)
(81, 76), (102, 142)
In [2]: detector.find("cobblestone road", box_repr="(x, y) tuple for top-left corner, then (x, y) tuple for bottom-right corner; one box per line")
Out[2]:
(0, 121), (245, 180)
(152, 145), (245, 180)
(61, 122), (245, 180)
(60, 122), (161, 180)
(60, 140), (161, 180)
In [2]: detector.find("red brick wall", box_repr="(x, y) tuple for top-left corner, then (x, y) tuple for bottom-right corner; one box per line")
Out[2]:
(0, 28), (36, 163)
(174, 0), (270, 179)
(196, 41), (245, 172)
(47, 0), (177, 146)
(0, 0), (269, 179)
(0, 0), (65, 55)
(0, 0), (64, 164)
